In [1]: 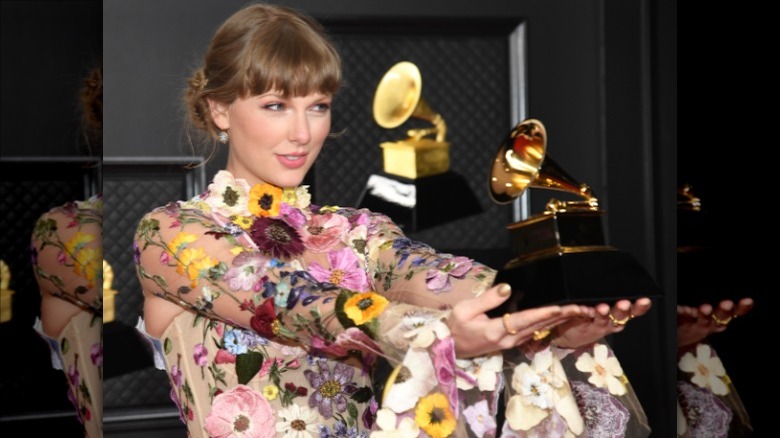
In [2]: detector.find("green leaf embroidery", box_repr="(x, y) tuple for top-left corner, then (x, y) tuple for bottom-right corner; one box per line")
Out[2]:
(347, 402), (358, 421)
(350, 386), (373, 403)
(164, 338), (172, 355)
(236, 351), (264, 385)
(335, 290), (357, 330)
(61, 337), (69, 354)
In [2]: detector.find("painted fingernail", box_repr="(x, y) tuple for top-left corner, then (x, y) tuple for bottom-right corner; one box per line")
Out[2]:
(498, 284), (511, 297)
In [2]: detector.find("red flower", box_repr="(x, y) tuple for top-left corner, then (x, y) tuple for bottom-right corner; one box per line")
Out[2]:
(249, 217), (304, 259)
(250, 298), (278, 338)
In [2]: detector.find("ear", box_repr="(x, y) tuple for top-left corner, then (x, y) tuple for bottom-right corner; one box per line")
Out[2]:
(207, 98), (230, 130)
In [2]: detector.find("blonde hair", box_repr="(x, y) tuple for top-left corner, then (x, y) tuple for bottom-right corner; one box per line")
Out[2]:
(184, 3), (342, 157)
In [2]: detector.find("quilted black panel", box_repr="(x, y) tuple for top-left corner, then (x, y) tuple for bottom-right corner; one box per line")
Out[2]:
(0, 159), (98, 415)
(315, 30), (515, 259)
(102, 160), (204, 407)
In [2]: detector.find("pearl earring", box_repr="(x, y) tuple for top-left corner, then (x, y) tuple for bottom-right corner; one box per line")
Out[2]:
(218, 131), (229, 144)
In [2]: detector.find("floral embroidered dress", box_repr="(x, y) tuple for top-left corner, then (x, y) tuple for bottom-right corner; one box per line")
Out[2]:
(31, 194), (103, 437)
(134, 170), (648, 438)
(676, 343), (752, 437)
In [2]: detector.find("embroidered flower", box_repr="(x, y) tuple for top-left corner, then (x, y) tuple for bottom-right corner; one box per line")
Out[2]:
(170, 364), (183, 387)
(414, 393), (456, 438)
(456, 354), (503, 392)
(176, 246), (219, 288)
(343, 292), (389, 325)
(204, 385), (275, 438)
(250, 217), (304, 259)
(73, 247), (101, 288)
(193, 343), (208, 367)
(223, 329), (250, 355)
(275, 403), (321, 438)
(206, 170), (252, 217)
(215, 349), (237, 364)
(169, 231), (198, 254)
(250, 298), (278, 339)
(570, 380), (630, 436)
(318, 420), (366, 438)
(371, 409), (420, 438)
(677, 380), (732, 436)
(463, 400), (496, 438)
(279, 203), (307, 229)
(233, 215), (255, 230)
(678, 343), (729, 396)
(505, 349), (583, 435)
(223, 251), (268, 291)
(263, 384), (279, 401)
(64, 231), (94, 255)
(309, 248), (370, 292)
(303, 361), (357, 419)
(299, 212), (349, 253)
(425, 256), (473, 293)
(249, 183), (283, 218)
(574, 343), (627, 396)
(90, 342), (103, 366)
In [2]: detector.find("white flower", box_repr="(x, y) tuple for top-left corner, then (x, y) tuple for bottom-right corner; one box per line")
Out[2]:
(505, 349), (583, 435)
(294, 186), (311, 209)
(382, 348), (436, 413)
(678, 343), (729, 395)
(275, 403), (322, 438)
(574, 343), (627, 396)
(370, 409), (420, 438)
(206, 170), (251, 217)
(456, 354), (503, 391)
(384, 309), (450, 350)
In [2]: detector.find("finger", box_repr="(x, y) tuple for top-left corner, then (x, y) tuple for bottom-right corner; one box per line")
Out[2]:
(458, 283), (513, 319)
(696, 304), (713, 327)
(629, 298), (652, 318)
(711, 301), (734, 329)
(500, 305), (567, 336)
(734, 298), (754, 317)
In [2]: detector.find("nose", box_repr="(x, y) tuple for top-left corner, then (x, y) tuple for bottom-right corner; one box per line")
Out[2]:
(289, 111), (311, 145)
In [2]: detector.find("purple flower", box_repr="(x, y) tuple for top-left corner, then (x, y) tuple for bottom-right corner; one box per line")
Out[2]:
(362, 396), (379, 430)
(67, 365), (80, 386)
(249, 217), (304, 259)
(304, 360), (357, 418)
(571, 380), (630, 436)
(432, 338), (458, 417)
(677, 381), (732, 436)
(30, 241), (38, 265)
(223, 251), (268, 291)
(464, 400), (496, 438)
(280, 203), (307, 229)
(170, 364), (183, 388)
(193, 344), (208, 367)
(223, 329), (249, 355)
(426, 256), (474, 293)
(132, 241), (141, 264)
(170, 388), (186, 424)
(90, 343), (103, 366)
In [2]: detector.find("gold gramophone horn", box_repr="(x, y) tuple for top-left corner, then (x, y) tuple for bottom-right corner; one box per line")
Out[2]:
(373, 61), (447, 142)
(489, 119), (597, 211)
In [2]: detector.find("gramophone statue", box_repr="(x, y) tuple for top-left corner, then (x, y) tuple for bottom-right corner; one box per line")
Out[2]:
(357, 61), (481, 232)
(486, 119), (661, 316)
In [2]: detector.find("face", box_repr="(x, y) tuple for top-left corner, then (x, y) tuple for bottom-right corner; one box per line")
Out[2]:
(210, 91), (332, 188)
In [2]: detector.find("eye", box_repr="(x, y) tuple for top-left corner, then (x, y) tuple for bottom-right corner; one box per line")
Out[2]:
(263, 102), (284, 111)
(311, 103), (331, 113)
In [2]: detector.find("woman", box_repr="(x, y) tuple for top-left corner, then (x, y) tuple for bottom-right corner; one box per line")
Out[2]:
(134, 3), (651, 437)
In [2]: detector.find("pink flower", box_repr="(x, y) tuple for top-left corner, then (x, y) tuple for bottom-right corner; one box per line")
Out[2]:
(193, 343), (208, 367)
(285, 358), (300, 369)
(279, 203), (307, 229)
(67, 365), (79, 385)
(215, 349), (237, 364)
(204, 385), (275, 438)
(300, 212), (349, 252)
(311, 336), (349, 357)
(258, 358), (285, 379)
(426, 256), (474, 293)
(223, 252), (268, 291)
(464, 400), (497, 437)
(170, 365), (183, 388)
(57, 251), (67, 265)
(432, 338), (459, 417)
(309, 248), (369, 292)
(159, 251), (170, 264)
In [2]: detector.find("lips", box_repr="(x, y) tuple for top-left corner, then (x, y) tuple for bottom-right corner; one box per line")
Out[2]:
(276, 153), (308, 169)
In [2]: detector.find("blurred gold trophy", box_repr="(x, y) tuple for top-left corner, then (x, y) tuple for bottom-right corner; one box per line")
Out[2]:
(103, 260), (118, 323)
(357, 61), (481, 231)
(486, 119), (660, 315)
(0, 260), (15, 323)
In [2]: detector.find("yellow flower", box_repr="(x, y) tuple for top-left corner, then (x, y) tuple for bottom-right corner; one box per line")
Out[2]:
(248, 183), (283, 218)
(344, 292), (388, 325)
(233, 215), (254, 230)
(262, 384), (279, 400)
(281, 188), (298, 205)
(414, 393), (456, 438)
(319, 205), (341, 213)
(169, 232), (198, 254)
(64, 231), (95, 255)
(73, 247), (101, 288)
(177, 247), (218, 288)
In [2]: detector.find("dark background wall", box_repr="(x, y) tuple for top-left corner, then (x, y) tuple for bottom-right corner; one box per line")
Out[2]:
(102, 0), (678, 435)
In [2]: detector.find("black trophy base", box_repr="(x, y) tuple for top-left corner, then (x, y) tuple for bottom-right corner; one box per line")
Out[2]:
(486, 250), (662, 318)
(356, 171), (482, 232)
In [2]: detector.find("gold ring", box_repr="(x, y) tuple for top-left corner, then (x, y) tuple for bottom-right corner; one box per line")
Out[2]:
(502, 313), (518, 335)
(608, 312), (633, 327)
(712, 314), (733, 326)
(533, 329), (551, 341)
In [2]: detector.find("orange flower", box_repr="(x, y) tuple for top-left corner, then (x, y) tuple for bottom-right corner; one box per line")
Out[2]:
(169, 231), (198, 254)
(248, 183), (283, 218)
(177, 246), (218, 288)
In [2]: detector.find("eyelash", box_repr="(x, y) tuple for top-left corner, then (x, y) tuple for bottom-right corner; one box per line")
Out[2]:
(262, 102), (331, 112)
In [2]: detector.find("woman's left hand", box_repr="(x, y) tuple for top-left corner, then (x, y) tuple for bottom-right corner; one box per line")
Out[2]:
(551, 297), (652, 349)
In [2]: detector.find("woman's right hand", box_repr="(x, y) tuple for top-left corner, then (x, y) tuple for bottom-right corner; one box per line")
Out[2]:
(448, 283), (590, 358)
(677, 298), (753, 349)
